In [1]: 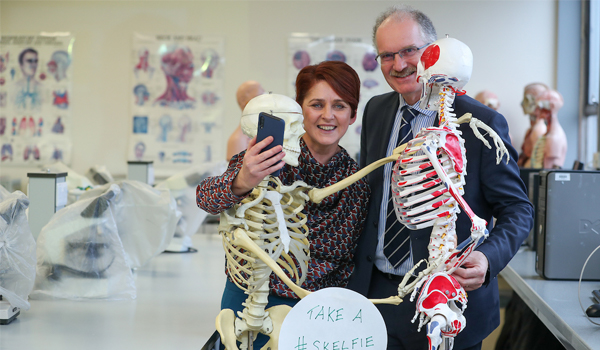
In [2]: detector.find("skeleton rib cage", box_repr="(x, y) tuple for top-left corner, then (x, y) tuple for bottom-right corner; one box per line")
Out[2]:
(219, 177), (312, 295)
(391, 89), (467, 264)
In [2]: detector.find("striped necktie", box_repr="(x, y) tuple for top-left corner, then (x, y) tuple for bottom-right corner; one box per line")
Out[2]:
(383, 106), (416, 268)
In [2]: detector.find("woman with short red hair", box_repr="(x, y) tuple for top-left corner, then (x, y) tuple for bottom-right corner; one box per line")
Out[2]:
(197, 60), (370, 349)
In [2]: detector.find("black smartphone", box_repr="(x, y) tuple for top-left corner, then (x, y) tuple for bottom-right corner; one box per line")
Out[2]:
(256, 112), (285, 177)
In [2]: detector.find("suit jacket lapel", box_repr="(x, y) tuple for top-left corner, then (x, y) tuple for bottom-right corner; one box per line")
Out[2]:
(378, 93), (400, 159)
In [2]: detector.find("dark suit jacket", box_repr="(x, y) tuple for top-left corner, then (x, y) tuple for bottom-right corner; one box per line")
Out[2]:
(348, 91), (534, 347)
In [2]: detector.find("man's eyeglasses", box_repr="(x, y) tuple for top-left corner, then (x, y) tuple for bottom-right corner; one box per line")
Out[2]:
(25, 59), (38, 64)
(375, 43), (430, 63)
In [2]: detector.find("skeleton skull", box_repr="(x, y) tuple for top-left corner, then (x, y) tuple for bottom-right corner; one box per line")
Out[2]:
(417, 37), (473, 111)
(241, 93), (305, 167)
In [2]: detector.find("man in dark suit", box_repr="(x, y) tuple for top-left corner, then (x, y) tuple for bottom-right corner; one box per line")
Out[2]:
(347, 5), (533, 350)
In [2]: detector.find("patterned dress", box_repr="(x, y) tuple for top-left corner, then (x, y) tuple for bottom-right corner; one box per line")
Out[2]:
(196, 138), (370, 298)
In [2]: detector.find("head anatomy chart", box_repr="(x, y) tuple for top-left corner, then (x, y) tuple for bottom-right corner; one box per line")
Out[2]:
(0, 34), (74, 165)
(287, 34), (389, 161)
(128, 33), (224, 176)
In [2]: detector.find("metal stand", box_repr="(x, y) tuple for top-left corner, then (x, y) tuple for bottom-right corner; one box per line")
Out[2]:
(127, 161), (154, 185)
(26, 171), (68, 240)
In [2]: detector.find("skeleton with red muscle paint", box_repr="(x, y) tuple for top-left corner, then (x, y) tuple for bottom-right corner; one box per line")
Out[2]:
(310, 36), (509, 350)
(386, 37), (509, 350)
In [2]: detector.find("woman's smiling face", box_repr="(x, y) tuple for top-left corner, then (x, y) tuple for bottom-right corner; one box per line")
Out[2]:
(301, 80), (356, 154)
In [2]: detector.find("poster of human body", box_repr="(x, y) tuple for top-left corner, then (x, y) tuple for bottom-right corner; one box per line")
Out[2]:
(0, 34), (74, 165)
(129, 33), (224, 177)
(288, 34), (389, 160)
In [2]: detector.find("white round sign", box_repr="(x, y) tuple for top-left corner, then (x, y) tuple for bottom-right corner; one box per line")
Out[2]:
(279, 287), (387, 349)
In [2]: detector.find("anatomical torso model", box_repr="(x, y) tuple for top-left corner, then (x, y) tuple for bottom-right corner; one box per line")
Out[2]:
(518, 83), (548, 168)
(530, 89), (567, 169)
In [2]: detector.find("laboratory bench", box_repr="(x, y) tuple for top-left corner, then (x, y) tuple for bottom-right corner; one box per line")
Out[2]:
(0, 232), (227, 350)
(500, 248), (600, 350)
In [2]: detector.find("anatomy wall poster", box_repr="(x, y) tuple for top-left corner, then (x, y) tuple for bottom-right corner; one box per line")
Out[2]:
(129, 33), (224, 177)
(0, 34), (74, 165)
(288, 34), (389, 160)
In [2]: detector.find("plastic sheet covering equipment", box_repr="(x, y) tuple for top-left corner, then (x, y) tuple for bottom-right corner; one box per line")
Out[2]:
(0, 186), (37, 310)
(79, 180), (179, 268)
(32, 184), (136, 300)
(156, 162), (226, 251)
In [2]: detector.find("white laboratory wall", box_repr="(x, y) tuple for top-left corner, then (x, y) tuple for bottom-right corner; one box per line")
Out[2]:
(0, 0), (557, 185)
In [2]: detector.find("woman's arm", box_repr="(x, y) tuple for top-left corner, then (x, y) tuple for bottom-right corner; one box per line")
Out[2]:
(196, 136), (287, 214)
(196, 152), (248, 215)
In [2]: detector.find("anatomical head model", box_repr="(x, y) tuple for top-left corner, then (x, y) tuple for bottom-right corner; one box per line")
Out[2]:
(475, 90), (499, 110)
(417, 37), (472, 111)
(521, 83), (548, 121)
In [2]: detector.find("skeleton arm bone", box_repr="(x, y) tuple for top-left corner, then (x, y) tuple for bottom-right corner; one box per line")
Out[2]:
(310, 113), (506, 204)
(453, 113), (509, 165)
(453, 113), (472, 125)
(230, 228), (312, 299)
(309, 144), (407, 204)
(229, 227), (405, 306)
(420, 141), (489, 271)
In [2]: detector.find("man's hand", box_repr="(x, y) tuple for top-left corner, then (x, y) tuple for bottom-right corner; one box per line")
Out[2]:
(231, 136), (285, 196)
(450, 251), (488, 292)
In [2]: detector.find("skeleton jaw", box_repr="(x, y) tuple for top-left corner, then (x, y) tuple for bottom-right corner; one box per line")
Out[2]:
(282, 144), (301, 167)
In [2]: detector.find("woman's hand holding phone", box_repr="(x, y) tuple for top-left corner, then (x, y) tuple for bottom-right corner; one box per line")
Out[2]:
(231, 136), (286, 196)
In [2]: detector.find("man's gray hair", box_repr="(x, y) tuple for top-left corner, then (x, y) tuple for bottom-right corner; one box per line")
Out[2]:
(372, 5), (437, 51)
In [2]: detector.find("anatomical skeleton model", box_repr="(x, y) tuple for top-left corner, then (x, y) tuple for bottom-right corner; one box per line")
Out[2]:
(215, 38), (509, 350)
(394, 37), (508, 350)
(215, 94), (314, 350)
(311, 37), (509, 350)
